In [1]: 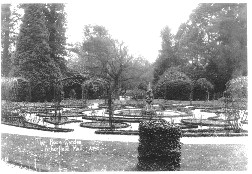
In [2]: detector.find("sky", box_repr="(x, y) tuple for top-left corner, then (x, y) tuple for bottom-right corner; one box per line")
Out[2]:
(65, 0), (199, 63)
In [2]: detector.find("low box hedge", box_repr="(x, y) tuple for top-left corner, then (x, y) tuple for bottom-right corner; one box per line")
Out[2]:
(137, 119), (182, 171)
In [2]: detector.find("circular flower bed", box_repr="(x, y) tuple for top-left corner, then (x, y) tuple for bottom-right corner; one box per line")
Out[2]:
(44, 117), (82, 125)
(80, 121), (130, 129)
(181, 118), (229, 127)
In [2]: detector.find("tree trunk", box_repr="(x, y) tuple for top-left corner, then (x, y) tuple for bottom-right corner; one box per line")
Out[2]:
(190, 85), (193, 105)
(107, 87), (113, 130)
(206, 89), (210, 101)
(81, 85), (87, 104)
(112, 77), (120, 100)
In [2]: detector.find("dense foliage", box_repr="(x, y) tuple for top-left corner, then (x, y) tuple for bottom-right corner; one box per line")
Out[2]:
(68, 25), (150, 99)
(154, 67), (192, 100)
(2, 3), (246, 102)
(137, 119), (182, 171)
(1, 77), (30, 101)
(153, 26), (181, 84)
(225, 76), (247, 100)
(193, 78), (214, 100)
(42, 4), (68, 77)
(223, 76), (247, 133)
(1, 4), (13, 76)
(153, 3), (246, 100)
(9, 4), (62, 102)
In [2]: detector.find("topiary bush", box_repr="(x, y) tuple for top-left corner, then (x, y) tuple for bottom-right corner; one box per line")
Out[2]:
(137, 119), (182, 171)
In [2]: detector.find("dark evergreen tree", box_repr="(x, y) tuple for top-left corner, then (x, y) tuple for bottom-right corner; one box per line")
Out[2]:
(42, 3), (68, 76)
(9, 4), (62, 102)
(153, 26), (181, 84)
(1, 4), (12, 76)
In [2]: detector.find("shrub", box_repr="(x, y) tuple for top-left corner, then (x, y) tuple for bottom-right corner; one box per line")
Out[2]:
(137, 119), (182, 171)
(155, 80), (192, 100)
(194, 78), (214, 101)
(154, 68), (192, 100)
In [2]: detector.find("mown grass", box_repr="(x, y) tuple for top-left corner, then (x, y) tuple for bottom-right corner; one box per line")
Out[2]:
(1, 133), (247, 171)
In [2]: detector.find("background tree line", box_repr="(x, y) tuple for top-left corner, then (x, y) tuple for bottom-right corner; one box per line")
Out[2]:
(153, 3), (247, 100)
(1, 3), (151, 102)
(1, 3), (71, 101)
(1, 3), (247, 102)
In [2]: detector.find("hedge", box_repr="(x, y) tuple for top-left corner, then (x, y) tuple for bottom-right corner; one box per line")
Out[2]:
(137, 119), (182, 171)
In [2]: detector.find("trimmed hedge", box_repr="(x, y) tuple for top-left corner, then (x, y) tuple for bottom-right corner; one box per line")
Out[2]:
(137, 119), (182, 171)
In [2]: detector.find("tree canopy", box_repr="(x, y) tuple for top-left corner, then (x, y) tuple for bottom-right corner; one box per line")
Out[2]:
(9, 4), (63, 101)
(153, 3), (246, 100)
(154, 67), (192, 100)
(68, 25), (148, 99)
(2, 3), (246, 102)
(176, 3), (247, 94)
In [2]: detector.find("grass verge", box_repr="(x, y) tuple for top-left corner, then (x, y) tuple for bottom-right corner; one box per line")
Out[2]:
(1, 133), (247, 171)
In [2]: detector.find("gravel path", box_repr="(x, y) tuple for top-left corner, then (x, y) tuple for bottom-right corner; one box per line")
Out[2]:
(1, 123), (249, 145)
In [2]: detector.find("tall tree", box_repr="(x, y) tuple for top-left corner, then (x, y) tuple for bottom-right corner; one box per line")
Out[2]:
(1, 4), (12, 76)
(121, 56), (153, 93)
(153, 26), (181, 84)
(42, 3), (68, 76)
(176, 3), (247, 94)
(1, 4), (23, 76)
(9, 4), (62, 101)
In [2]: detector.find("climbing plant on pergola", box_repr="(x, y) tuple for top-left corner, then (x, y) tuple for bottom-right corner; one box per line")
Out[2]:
(81, 76), (115, 129)
(224, 76), (247, 132)
(1, 77), (31, 101)
(53, 73), (115, 129)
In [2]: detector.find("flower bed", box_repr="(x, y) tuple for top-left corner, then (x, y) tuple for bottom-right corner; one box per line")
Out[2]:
(43, 117), (82, 125)
(81, 115), (160, 123)
(95, 129), (139, 135)
(80, 121), (130, 129)
(37, 113), (85, 118)
(1, 116), (73, 132)
(181, 118), (229, 127)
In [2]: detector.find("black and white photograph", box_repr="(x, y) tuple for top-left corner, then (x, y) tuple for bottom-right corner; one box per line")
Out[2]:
(1, 0), (248, 172)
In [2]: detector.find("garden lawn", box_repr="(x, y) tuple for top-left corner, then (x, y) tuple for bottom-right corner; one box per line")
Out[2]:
(1, 133), (247, 171)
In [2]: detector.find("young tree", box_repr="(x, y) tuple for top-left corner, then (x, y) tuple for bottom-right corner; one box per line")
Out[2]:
(70, 25), (134, 99)
(69, 25), (142, 129)
(9, 4), (62, 101)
